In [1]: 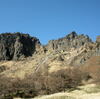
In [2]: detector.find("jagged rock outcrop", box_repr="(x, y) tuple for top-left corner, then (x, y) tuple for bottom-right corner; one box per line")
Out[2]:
(0, 31), (100, 78)
(45, 32), (100, 66)
(96, 36), (100, 43)
(0, 31), (99, 67)
(94, 36), (100, 56)
(46, 32), (92, 51)
(0, 32), (41, 60)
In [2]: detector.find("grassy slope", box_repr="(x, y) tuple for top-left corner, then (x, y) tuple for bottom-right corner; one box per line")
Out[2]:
(33, 84), (100, 99)
(14, 84), (100, 99)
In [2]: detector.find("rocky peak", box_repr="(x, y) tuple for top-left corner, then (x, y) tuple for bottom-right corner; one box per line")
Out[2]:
(0, 32), (41, 60)
(46, 32), (92, 51)
(66, 31), (77, 40)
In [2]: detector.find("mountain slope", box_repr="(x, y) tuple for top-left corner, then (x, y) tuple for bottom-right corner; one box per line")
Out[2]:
(0, 32), (100, 79)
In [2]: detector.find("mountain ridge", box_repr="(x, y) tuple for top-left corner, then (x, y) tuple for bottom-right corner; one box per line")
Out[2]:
(0, 31), (100, 78)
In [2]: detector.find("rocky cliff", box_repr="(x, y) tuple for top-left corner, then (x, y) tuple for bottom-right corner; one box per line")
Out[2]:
(0, 32), (41, 60)
(45, 32), (100, 66)
(46, 32), (92, 51)
(0, 32), (99, 63)
(0, 32), (100, 78)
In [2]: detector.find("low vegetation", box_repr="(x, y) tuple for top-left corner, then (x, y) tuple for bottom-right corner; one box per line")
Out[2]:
(0, 66), (95, 98)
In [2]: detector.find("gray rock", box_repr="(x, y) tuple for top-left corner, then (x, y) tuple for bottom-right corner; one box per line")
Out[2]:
(0, 32), (41, 60)
(0, 31), (99, 67)
(46, 32), (92, 51)
(96, 36), (100, 43)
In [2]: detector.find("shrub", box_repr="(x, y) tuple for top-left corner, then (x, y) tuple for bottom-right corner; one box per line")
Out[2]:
(0, 67), (94, 98)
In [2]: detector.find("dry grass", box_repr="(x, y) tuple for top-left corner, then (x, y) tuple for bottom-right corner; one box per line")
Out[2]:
(79, 56), (100, 84)
(33, 84), (100, 99)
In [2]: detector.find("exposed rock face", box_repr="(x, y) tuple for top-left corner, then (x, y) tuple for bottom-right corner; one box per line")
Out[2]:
(0, 33), (41, 60)
(0, 32), (99, 68)
(96, 36), (100, 43)
(0, 32), (100, 78)
(46, 32), (92, 51)
(45, 32), (100, 66)
(94, 36), (100, 56)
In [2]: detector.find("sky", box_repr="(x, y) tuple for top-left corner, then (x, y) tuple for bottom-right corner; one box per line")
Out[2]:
(0, 0), (100, 44)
